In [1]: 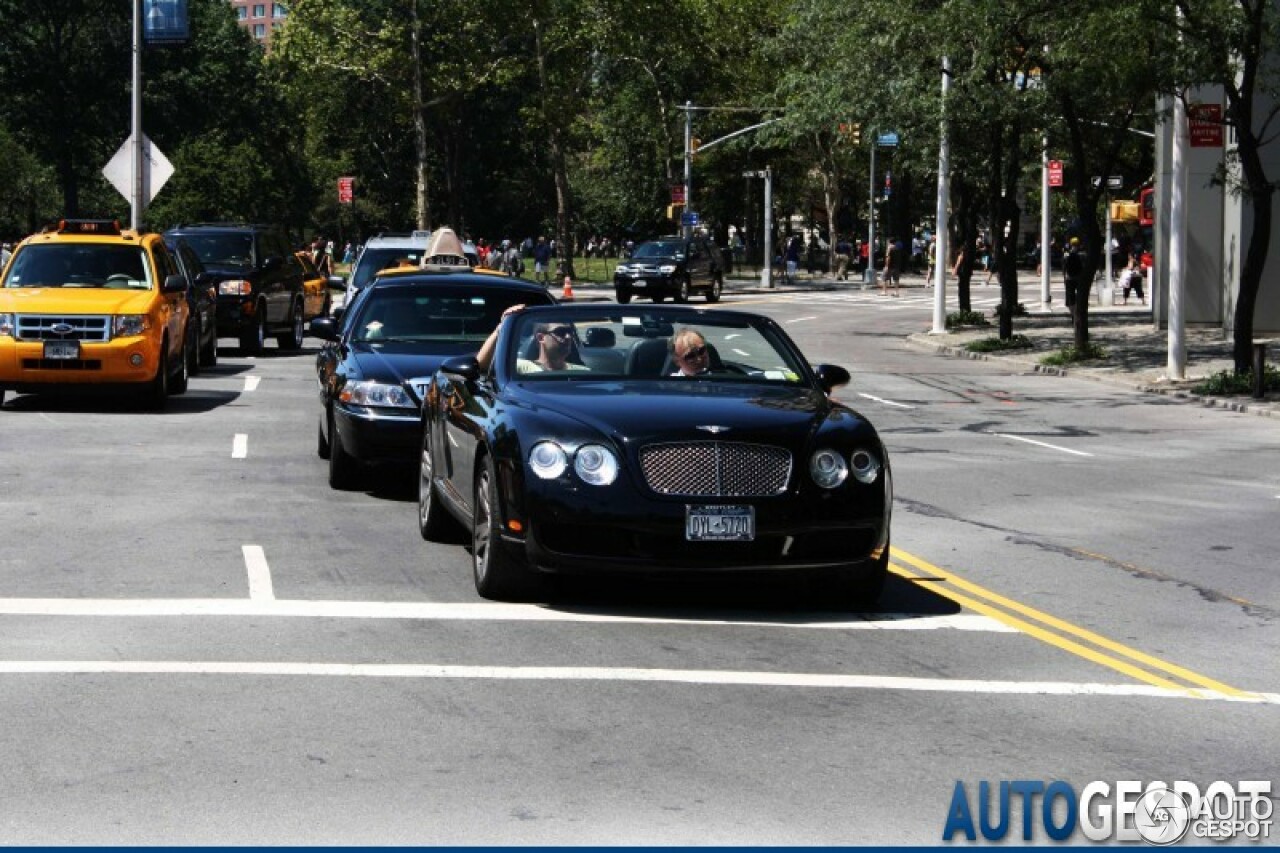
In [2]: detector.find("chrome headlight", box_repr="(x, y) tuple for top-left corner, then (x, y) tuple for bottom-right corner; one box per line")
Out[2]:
(659, 264), (677, 274)
(574, 444), (619, 486)
(338, 380), (415, 409)
(0, 313), (13, 337)
(809, 449), (849, 488)
(113, 315), (149, 337)
(851, 449), (882, 484)
(529, 441), (569, 479)
(218, 279), (253, 296)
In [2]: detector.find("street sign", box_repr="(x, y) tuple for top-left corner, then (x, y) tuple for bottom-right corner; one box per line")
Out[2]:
(681, 211), (700, 226)
(670, 185), (686, 204)
(876, 132), (900, 147)
(1047, 160), (1064, 187)
(1189, 103), (1224, 148)
(144, 0), (189, 45)
(102, 134), (174, 205)
(337, 176), (354, 204)
(1091, 175), (1124, 190)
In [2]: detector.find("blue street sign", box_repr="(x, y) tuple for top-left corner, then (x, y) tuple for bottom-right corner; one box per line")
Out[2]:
(876, 132), (900, 147)
(681, 211), (700, 226)
(144, 0), (189, 45)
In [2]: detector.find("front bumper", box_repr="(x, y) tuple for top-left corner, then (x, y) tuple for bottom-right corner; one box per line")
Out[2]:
(215, 297), (256, 335)
(613, 273), (676, 295)
(332, 402), (421, 463)
(0, 336), (160, 388)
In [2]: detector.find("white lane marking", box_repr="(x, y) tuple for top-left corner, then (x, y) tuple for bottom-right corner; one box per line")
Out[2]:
(241, 546), (275, 601)
(857, 392), (916, 410)
(988, 432), (1094, 457)
(786, 315), (819, 324)
(0, 660), (1268, 702)
(231, 433), (249, 459)
(0, 598), (1012, 631)
(243, 376), (261, 392)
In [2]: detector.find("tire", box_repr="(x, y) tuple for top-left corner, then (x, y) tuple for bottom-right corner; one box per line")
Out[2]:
(818, 543), (889, 610)
(327, 407), (360, 489)
(145, 340), (169, 410)
(316, 415), (330, 459)
(239, 305), (265, 355)
(674, 276), (690, 303)
(277, 299), (304, 350)
(706, 274), (723, 303)
(171, 326), (193, 395)
(615, 289), (632, 305)
(418, 425), (460, 541)
(472, 455), (535, 601)
(198, 318), (218, 368)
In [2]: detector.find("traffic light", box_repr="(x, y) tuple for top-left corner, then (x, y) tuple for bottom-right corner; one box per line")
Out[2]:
(666, 203), (685, 221)
(838, 122), (861, 145)
(690, 138), (701, 155)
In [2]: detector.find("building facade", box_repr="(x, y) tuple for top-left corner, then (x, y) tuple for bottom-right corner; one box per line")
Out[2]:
(228, 1), (287, 46)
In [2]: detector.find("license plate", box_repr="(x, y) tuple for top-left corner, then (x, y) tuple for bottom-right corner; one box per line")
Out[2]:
(632, 279), (646, 287)
(44, 340), (80, 360)
(686, 505), (755, 542)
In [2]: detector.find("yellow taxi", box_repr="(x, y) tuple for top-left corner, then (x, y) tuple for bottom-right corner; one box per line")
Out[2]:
(0, 219), (193, 408)
(294, 250), (333, 320)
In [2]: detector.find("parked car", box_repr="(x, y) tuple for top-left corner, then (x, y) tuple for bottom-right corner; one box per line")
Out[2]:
(416, 304), (892, 605)
(165, 235), (219, 371)
(612, 236), (725, 303)
(311, 269), (556, 489)
(164, 223), (307, 354)
(1, 218), (193, 408)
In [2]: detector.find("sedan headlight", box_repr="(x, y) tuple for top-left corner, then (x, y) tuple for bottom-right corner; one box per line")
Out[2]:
(338, 380), (415, 409)
(218, 279), (253, 296)
(850, 449), (882, 484)
(574, 444), (619, 486)
(659, 264), (677, 274)
(113, 315), (150, 337)
(529, 441), (569, 479)
(0, 313), (13, 337)
(809, 448), (849, 488)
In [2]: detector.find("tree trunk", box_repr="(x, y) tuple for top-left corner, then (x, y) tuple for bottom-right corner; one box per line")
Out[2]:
(410, 0), (430, 231)
(996, 121), (1025, 341)
(533, 18), (575, 278)
(821, 164), (841, 276)
(952, 177), (977, 313)
(1230, 96), (1271, 373)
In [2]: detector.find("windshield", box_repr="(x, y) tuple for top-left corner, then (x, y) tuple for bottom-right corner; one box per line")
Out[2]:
(3, 244), (153, 289)
(631, 241), (685, 260)
(181, 233), (255, 268)
(351, 247), (426, 290)
(506, 309), (808, 384)
(350, 287), (530, 344)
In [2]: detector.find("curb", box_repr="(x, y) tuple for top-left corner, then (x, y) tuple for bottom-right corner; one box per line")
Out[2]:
(905, 334), (1278, 419)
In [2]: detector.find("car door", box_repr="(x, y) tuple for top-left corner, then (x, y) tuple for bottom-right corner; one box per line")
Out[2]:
(180, 245), (215, 338)
(437, 371), (497, 516)
(152, 245), (187, 362)
(258, 231), (291, 325)
(686, 239), (710, 287)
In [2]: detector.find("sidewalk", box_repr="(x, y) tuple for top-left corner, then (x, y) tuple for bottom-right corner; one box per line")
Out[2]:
(565, 271), (1279, 419)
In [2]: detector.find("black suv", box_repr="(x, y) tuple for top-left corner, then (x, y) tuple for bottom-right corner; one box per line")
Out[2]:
(613, 235), (724, 303)
(164, 223), (307, 353)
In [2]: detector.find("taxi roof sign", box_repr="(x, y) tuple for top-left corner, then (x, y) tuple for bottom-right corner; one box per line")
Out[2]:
(56, 219), (123, 235)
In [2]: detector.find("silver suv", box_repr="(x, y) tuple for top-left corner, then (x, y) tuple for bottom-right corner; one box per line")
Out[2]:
(341, 231), (432, 310)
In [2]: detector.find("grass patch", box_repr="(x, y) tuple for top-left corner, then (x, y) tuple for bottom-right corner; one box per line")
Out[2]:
(946, 310), (990, 329)
(993, 301), (1029, 319)
(1041, 342), (1108, 366)
(1192, 365), (1280, 395)
(966, 334), (1034, 353)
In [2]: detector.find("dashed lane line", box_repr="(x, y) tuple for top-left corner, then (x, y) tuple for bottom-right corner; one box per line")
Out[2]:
(242, 545), (275, 601)
(243, 375), (261, 392)
(231, 433), (248, 459)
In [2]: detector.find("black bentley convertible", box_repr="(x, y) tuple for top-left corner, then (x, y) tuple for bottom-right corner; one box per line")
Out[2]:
(416, 304), (893, 606)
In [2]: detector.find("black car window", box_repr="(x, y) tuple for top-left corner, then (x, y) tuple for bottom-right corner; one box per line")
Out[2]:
(351, 287), (535, 344)
(632, 241), (685, 260)
(351, 247), (426, 290)
(182, 233), (254, 269)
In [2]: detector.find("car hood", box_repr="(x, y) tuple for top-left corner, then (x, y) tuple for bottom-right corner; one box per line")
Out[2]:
(504, 380), (862, 447)
(625, 255), (683, 265)
(202, 263), (256, 279)
(348, 341), (480, 385)
(0, 288), (157, 314)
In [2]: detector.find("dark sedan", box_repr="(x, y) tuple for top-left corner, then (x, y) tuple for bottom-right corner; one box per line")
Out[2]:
(164, 236), (218, 371)
(417, 304), (892, 606)
(311, 271), (555, 489)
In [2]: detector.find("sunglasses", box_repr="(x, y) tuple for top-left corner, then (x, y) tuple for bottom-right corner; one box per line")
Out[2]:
(679, 345), (708, 360)
(540, 326), (574, 340)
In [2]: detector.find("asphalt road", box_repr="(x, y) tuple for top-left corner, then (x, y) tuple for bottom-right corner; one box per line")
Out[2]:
(0, 288), (1276, 844)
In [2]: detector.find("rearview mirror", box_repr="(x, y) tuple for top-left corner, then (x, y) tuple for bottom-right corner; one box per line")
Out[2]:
(162, 273), (187, 294)
(309, 317), (338, 341)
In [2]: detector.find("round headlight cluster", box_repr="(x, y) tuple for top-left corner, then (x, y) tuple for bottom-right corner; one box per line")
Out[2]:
(808, 448), (882, 488)
(529, 441), (619, 486)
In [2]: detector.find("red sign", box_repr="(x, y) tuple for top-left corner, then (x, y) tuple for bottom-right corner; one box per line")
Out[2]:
(337, 176), (354, 204)
(1047, 160), (1064, 188)
(1189, 104), (1224, 148)
(670, 185), (686, 204)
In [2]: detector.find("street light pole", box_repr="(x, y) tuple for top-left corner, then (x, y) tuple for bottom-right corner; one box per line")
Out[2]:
(866, 132), (876, 287)
(131, 0), (143, 230)
(1040, 137), (1051, 310)
(683, 100), (693, 239)
(762, 166), (773, 289)
(932, 58), (951, 334)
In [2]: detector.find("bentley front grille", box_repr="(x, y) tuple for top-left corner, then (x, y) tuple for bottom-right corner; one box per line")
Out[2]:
(639, 441), (791, 497)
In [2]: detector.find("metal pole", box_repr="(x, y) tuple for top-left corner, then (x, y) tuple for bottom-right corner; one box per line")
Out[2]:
(1168, 94), (1188, 379)
(762, 166), (773, 289)
(1040, 137), (1051, 310)
(932, 58), (951, 334)
(866, 138), (876, 287)
(1101, 189), (1114, 306)
(683, 100), (692, 240)
(131, 0), (143, 230)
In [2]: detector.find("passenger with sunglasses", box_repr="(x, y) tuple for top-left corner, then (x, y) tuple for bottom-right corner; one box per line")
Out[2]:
(669, 327), (711, 376)
(475, 304), (589, 374)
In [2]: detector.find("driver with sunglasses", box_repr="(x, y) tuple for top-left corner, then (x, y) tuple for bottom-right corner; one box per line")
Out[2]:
(669, 327), (711, 376)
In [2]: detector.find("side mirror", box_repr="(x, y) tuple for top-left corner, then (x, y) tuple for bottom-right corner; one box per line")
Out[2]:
(327, 275), (345, 289)
(162, 272), (188, 294)
(261, 255), (282, 272)
(813, 363), (851, 396)
(309, 317), (338, 342)
(440, 355), (481, 382)
(331, 306), (346, 325)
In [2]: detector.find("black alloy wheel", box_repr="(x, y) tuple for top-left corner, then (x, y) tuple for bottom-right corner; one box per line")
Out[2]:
(472, 456), (535, 600)
(615, 289), (632, 304)
(675, 276), (691, 303)
(706, 274), (723, 303)
(199, 318), (218, 368)
(277, 300), (304, 350)
(145, 339), (169, 410)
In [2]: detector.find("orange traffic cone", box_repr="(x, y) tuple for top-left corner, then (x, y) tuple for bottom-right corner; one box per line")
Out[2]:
(561, 276), (574, 301)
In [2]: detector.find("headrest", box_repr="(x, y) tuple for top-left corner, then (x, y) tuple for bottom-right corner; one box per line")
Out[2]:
(583, 327), (615, 348)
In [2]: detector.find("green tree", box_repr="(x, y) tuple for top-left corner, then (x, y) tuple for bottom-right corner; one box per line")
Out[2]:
(0, 125), (59, 236)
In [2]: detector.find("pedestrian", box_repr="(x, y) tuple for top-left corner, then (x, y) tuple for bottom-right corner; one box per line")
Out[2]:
(1119, 251), (1146, 305)
(924, 237), (937, 286)
(312, 237), (333, 277)
(533, 236), (552, 286)
(834, 237), (852, 281)
(880, 239), (903, 297)
(1063, 236), (1086, 321)
(784, 235), (801, 282)
(342, 241), (353, 265)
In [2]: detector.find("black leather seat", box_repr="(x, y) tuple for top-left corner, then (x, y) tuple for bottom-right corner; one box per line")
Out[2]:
(625, 337), (670, 377)
(580, 327), (625, 373)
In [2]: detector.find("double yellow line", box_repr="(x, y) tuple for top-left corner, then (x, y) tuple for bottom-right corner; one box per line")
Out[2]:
(889, 547), (1257, 700)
